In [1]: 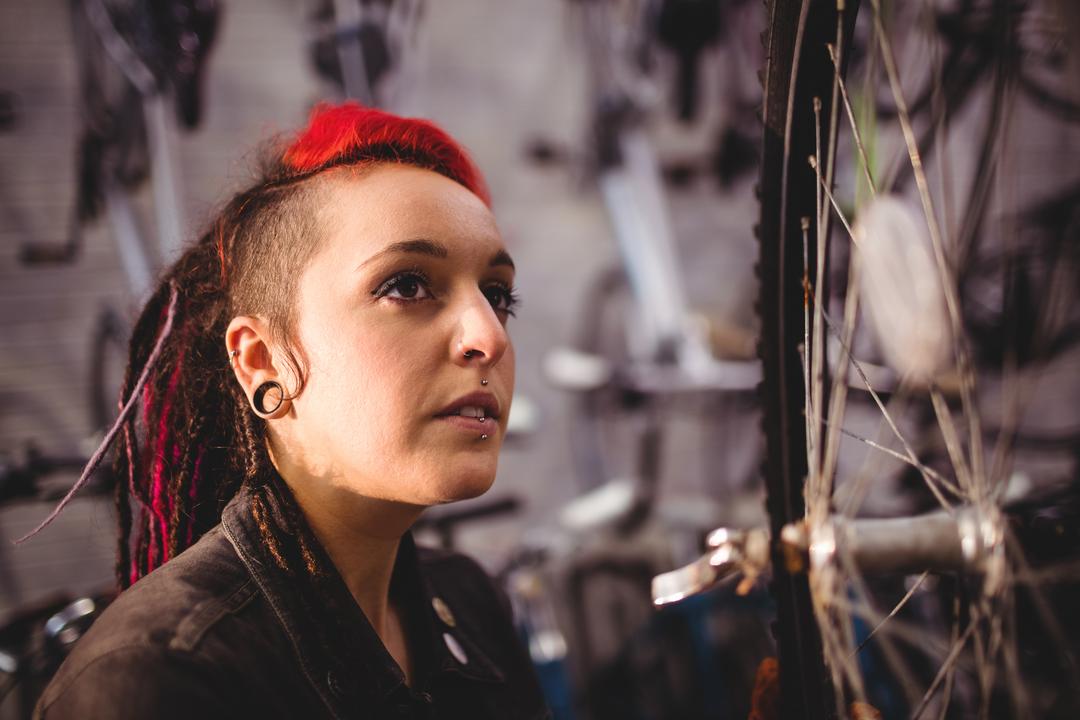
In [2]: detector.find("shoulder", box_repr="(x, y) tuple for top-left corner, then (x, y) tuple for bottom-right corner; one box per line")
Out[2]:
(70, 525), (257, 655)
(36, 526), (270, 718)
(34, 642), (234, 719)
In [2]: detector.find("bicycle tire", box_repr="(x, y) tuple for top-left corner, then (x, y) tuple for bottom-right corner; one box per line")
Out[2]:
(756, 1), (858, 717)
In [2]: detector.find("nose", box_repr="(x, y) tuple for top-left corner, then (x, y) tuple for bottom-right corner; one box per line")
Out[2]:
(453, 291), (510, 368)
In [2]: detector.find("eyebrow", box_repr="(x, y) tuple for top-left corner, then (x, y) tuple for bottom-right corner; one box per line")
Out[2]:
(490, 249), (515, 270)
(358, 238), (515, 271)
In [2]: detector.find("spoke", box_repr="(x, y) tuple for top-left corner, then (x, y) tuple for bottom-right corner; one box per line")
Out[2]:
(923, 0), (956, 261)
(968, 599), (988, 708)
(811, 564), (870, 706)
(827, 591), (956, 662)
(937, 591), (961, 720)
(808, 155), (856, 242)
(982, 50), (1023, 500)
(820, 251), (861, 502)
(827, 42), (877, 196)
(833, 548), (873, 708)
(870, 0), (986, 502)
(861, 0), (883, 200)
(811, 98), (827, 499)
(817, 599), (867, 709)
(953, 15), (1014, 277)
(836, 551), (925, 709)
(929, 388), (973, 493)
(838, 390), (916, 517)
(825, 419), (961, 497)
(0, 675), (17, 707)
(853, 571), (929, 656)
(802, 218), (817, 468)
(989, 243), (1075, 488)
(809, 0), (860, 508)
(1006, 528), (1080, 684)
(982, 595), (1009, 719)
(807, 563), (848, 702)
(807, 121), (960, 512)
(911, 622), (978, 720)
(998, 588), (1028, 719)
(1013, 558), (1080, 585)
(835, 327), (956, 510)
(817, 18), (861, 502)
(805, 277), (957, 511)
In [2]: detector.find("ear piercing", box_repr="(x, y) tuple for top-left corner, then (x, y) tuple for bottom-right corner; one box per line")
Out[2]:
(228, 348), (239, 363)
(252, 380), (285, 416)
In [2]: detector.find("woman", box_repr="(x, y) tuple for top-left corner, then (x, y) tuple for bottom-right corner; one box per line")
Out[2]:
(34, 103), (549, 719)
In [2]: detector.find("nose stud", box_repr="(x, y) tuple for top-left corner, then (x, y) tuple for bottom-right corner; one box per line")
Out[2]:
(463, 343), (489, 385)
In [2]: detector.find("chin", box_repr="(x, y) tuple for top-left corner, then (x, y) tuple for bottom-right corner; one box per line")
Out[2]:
(429, 460), (498, 505)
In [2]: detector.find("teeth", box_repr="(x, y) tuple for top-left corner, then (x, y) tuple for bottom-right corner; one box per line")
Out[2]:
(458, 406), (486, 419)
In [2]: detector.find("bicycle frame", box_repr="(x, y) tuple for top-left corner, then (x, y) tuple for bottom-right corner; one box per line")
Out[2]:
(78, 0), (186, 299)
(580, 0), (760, 393)
(322, 0), (426, 111)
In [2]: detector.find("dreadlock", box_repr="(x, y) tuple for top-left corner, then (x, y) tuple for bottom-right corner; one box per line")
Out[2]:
(109, 102), (490, 588)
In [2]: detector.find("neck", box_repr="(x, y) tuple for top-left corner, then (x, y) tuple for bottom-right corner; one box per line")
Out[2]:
(286, 478), (424, 634)
(285, 476), (423, 686)
(266, 441), (426, 632)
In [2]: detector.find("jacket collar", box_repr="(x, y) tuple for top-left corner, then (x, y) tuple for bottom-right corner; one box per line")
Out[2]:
(220, 478), (503, 716)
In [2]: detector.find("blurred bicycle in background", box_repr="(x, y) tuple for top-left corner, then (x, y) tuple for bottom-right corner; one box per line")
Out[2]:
(20, 0), (220, 434)
(306, 0), (424, 110)
(2, 1), (219, 715)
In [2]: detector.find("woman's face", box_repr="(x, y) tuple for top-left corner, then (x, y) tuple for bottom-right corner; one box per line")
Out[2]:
(274, 164), (515, 507)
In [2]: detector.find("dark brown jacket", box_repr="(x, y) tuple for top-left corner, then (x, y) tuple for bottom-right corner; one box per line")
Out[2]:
(34, 481), (549, 719)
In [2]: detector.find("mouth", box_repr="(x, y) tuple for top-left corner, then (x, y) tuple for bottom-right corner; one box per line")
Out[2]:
(434, 391), (501, 431)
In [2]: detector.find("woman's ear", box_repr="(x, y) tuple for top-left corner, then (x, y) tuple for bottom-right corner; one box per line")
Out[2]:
(225, 316), (292, 419)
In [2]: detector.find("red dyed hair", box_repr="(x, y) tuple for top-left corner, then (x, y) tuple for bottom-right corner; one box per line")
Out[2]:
(282, 103), (490, 206)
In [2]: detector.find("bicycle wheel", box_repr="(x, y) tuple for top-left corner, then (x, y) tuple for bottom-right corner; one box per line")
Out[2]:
(757, 1), (1080, 718)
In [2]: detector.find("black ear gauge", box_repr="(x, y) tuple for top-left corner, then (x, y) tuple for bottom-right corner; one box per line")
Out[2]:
(252, 380), (286, 416)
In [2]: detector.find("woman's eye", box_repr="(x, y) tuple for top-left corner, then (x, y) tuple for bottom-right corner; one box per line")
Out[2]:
(483, 284), (519, 316)
(374, 272), (433, 302)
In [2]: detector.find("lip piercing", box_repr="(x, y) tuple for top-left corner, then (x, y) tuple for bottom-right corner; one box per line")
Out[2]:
(480, 434), (488, 440)
(480, 379), (488, 386)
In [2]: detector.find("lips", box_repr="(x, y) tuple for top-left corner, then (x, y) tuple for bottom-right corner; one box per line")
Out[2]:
(435, 391), (500, 420)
